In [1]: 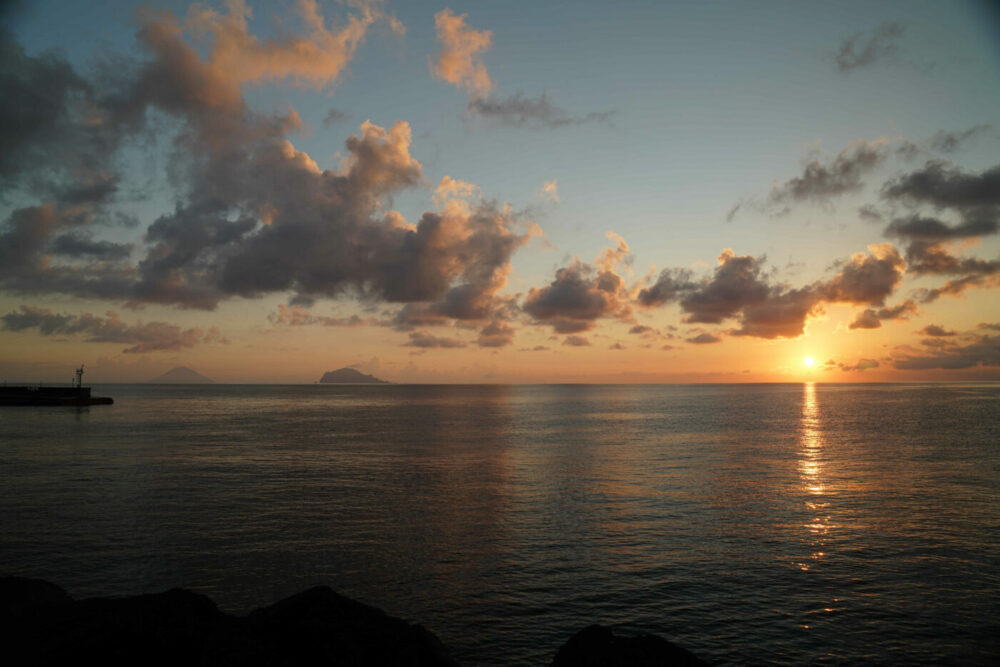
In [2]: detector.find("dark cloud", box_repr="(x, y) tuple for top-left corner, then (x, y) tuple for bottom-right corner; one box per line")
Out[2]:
(928, 125), (992, 153)
(322, 107), (348, 125)
(49, 233), (133, 261)
(636, 268), (695, 307)
(686, 332), (722, 344)
(0, 304), (224, 353)
(893, 334), (1000, 370)
(978, 322), (1000, 331)
(680, 250), (771, 323)
(477, 320), (515, 347)
(523, 235), (632, 332)
(835, 22), (906, 73)
(917, 273), (1000, 303)
(819, 244), (905, 306)
(884, 214), (997, 241)
(848, 299), (918, 329)
(609, 342), (626, 350)
(468, 92), (614, 129)
(919, 324), (956, 337)
(882, 161), (1000, 210)
(628, 324), (655, 335)
(767, 141), (888, 207)
(733, 287), (821, 338)
(0, 33), (121, 205)
(403, 331), (467, 348)
(858, 204), (884, 223)
(562, 335), (590, 347)
(629, 245), (908, 340)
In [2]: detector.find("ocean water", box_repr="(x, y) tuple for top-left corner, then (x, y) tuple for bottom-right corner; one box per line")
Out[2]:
(1, 382), (998, 665)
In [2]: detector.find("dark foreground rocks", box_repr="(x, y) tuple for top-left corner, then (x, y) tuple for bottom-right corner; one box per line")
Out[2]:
(1, 577), (707, 666)
(552, 625), (709, 666)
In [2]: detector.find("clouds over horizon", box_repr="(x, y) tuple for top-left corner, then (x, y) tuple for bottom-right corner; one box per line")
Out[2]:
(1, 304), (226, 353)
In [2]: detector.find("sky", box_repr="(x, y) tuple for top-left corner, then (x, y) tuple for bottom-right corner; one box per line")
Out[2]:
(1, 0), (998, 383)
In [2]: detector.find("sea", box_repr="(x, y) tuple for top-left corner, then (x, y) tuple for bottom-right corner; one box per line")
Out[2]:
(1, 382), (998, 665)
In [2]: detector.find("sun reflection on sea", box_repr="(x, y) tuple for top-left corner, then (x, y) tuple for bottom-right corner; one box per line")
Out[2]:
(797, 382), (831, 572)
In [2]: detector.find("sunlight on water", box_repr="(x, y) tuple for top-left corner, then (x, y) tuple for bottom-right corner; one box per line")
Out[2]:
(797, 382), (830, 572)
(1, 383), (998, 665)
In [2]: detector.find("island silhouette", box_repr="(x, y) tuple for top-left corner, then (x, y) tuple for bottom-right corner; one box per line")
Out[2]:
(319, 368), (388, 384)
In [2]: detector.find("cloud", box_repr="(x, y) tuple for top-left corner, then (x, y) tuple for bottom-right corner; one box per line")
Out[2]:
(403, 331), (467, 348)
(322, 107), (348, 125)
(819, 243), (905, 306)
(268, 304), (383, 327)
(917, 273), (1000, 303)
(628, 324), (655, 335)
(903, 241), (1000, 276)
(539, 179), (560, 202)
(848, 299), (918, 329)
(523, 233), (632, 332)
(680, 249), (772, 324)
(686, 332), (722, 344)
(433, 175), (480, 205)
(732, 286), (822, 338)
(562, 335), (590, 347)
(49, 233), (133, 261)
(884, 214), (997, 241)
(0, 8), (537, 325)
(893, 334), (1000, 370)
(919, 324), (956, 337)
(636, 268), (696, 308)
(928, 125), (992, 153)
(835, 22), (906, 73)
(477, 320), (515, 347)
(766, 140), (889, 208)
(609, 342), (626, 350)
(0, 304), (224, 353)
(837, 358), (880, 372)
(882, 161), (1000, 210)
(631, 244), (908, 339)
(431, 8), (492, 95)
(468, 92), (614, 128)
(858, 204), (884, 223)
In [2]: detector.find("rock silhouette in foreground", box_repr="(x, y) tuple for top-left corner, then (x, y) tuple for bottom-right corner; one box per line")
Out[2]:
(1, 577), (708, 666)
(551, 624), (709, 666)
(149, 366), (215, 383)
(2, 577), (456, 667)
(319, 367), (388, 383)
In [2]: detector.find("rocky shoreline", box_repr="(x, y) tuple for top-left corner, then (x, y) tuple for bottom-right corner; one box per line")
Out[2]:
(1, 576), (707, 666)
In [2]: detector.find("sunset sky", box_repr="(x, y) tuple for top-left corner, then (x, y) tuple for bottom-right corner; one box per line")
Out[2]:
(1, 0), (998, 383)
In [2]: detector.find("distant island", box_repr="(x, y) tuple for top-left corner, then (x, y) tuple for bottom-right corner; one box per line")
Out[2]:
(149, 366), (214, 384)
(319, 367), (388, 384)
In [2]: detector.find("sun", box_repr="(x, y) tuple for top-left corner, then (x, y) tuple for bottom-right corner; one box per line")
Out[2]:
(803, 356), (815, 367)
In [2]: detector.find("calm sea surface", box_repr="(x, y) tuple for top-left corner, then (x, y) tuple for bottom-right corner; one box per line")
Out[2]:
(1, 383), (998, 664)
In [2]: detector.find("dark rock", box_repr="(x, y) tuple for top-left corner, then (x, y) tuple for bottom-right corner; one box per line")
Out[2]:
(1, 578), (707, 666)
(551, 624), (709, 667)
(0, 577), (456, 666)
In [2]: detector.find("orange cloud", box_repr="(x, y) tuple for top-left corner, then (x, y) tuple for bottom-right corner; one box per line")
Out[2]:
(431, 8), (493, 95)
